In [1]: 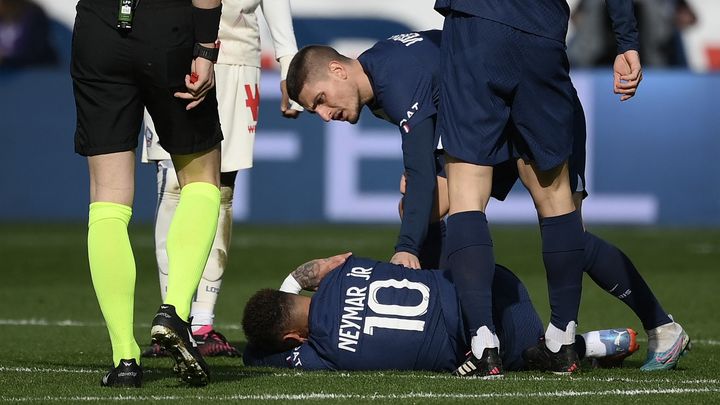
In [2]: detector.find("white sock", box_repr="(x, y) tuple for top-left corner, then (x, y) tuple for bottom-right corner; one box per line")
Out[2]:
(154, 160), (180, 302)
(647, 318), (683, 353)
(470, 326), (500, 358)
(580, 331), (606, 358)
(190, 185), (234, 332)
(545, 321), (577, 353)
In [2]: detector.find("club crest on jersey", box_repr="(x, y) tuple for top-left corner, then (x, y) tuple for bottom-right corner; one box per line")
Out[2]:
(399, 102), (420, 134)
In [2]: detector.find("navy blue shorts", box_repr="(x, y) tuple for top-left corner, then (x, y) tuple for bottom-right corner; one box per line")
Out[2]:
(436, 89), (587, 200)
(438, 13), (576, 171)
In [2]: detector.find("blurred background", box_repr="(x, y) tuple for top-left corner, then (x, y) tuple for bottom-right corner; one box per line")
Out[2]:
(1, 0), (719, 226)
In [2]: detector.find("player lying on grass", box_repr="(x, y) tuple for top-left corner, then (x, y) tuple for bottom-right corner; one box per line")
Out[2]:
(242, 254), (638, 373)
(286, 30), (690, 373)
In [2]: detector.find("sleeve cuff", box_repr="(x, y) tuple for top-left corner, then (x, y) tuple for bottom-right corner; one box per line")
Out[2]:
(394, 245), (420, 256)
(617, 44), (640, 54)
(278, 54), (294, 80)
(279, 274), (302, 294)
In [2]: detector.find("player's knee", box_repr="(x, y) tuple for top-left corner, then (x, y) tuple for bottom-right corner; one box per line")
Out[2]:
(173, 145), (221, 187)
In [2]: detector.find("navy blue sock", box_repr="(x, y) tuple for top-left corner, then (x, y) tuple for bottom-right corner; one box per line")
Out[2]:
(540, 210), (585, 330)
(419, 220), (446, 270)
(583, 232), (671, 330)
(446, 211), (496, 335)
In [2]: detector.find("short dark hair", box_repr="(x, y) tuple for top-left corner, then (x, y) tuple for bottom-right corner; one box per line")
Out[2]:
(286, 45), (353, 104)
(242, 289), (295, 353)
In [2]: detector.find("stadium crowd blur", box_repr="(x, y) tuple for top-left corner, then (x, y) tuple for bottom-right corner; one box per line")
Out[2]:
(0, 0), (701, 71)
(0, 0), (55, 68)
(568, 0), (697, 67)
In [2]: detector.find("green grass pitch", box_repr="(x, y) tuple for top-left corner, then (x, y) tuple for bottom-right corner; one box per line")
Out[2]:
(1, 224), (719, 403)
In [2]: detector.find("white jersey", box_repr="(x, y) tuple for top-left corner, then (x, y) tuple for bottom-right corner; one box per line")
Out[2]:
(218, 0), (298, 78)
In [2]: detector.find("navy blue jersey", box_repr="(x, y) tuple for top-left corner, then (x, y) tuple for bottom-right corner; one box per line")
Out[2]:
(289, 256), (465, 371)
(353, 29), (587, 256)
(358, 30), (441, 134)
(434, 0), (638, 53)
(243, 258), (544, 372)
(358, 31), (443, 257)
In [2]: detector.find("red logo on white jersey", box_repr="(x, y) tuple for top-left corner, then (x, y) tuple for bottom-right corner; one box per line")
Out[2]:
(245, 84), (260, 121)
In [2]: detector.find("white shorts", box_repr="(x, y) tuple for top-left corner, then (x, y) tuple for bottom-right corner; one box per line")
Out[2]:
(142, 64), (261, 173)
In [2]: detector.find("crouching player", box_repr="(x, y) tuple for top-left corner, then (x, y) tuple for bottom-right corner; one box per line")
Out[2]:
(287, 30), (690, 373)
(242, 254), (638, 374)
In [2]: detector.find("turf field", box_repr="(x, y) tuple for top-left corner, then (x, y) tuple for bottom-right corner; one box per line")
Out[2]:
(1, 224), (718, 403)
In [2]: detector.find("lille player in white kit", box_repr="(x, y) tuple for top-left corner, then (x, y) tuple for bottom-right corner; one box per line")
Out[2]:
(141, 0), (301, 357)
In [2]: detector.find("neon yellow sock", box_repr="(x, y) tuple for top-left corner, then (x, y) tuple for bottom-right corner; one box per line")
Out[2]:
(88, 202), (141, 367)
(165, 182), (221, 321)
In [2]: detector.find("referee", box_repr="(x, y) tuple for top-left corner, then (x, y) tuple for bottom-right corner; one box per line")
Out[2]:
(72, 0), (224, 387)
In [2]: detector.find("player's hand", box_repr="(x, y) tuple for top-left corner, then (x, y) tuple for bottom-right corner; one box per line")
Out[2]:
(280, 80), (301, 119)
(390, 251), (421, 270)
(174, 52), (216, 110)
(292, 252), (352, 291)
(613, 50), (642, 102)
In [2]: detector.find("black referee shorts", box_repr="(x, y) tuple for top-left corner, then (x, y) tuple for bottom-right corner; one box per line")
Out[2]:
(72, 0), (222, 156)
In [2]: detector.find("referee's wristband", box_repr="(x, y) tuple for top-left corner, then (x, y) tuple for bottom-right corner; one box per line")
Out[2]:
(192, 4), (222, 44)
(279, 274), (302, 294)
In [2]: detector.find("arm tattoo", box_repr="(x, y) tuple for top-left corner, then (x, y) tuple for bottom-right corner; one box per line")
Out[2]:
(291, 260), (321, 290)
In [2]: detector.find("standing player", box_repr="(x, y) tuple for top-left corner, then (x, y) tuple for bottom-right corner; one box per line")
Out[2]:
(72, 0), (224, 387)
(286, 31), (689, 374)
(242, 254), (640, 372)
(141, 0), (300, 358)
(433, 0), (643, 375)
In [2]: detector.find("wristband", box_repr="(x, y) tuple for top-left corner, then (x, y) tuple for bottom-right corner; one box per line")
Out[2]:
(192, 4), (222, 44)
(193, 42), (220, 63)
(279, 274), (302, 294)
